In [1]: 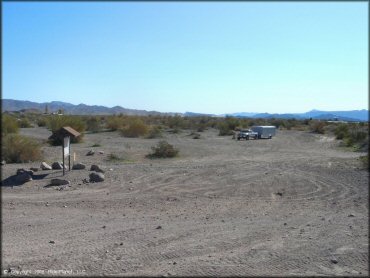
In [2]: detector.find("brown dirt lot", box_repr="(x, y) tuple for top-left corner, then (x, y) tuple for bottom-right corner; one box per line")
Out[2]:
(1, 127), (368, 276)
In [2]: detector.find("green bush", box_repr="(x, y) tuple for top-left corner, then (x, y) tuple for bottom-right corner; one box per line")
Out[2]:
(86, 116), (100, 133)
(36, 117), (47, 127)
(106, 116), (125, 131)
(47, 115), (85, 145)
(146, 140), (179, 158)
(2, 114), (19, 135)
(146, 126), (163, 139)
(18, 118), (32, 128)
(120, 119), (148, 138)
(218, 122), (234, 136)
(334, 124), (349, 139)
(359, 154), (369, 171)
(2, 134), (43, 163)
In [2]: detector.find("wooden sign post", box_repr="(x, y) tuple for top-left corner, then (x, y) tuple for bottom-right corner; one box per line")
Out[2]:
(51, 127), (80, 176)
(63, 136), (70, 176)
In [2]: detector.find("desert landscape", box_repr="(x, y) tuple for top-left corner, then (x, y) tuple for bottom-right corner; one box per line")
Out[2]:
(1, 126), (368, 276)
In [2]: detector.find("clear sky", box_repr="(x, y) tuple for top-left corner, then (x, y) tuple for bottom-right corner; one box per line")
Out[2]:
(3, 2), (368, 114)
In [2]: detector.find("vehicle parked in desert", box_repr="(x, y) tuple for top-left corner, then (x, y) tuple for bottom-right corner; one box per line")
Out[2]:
(237, 129), (258, 140)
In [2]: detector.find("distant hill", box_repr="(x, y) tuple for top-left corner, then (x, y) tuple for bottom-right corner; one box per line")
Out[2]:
(2, 99), (368, 121)
(2, 99), (178, 116)
(230, 109), (368, 122)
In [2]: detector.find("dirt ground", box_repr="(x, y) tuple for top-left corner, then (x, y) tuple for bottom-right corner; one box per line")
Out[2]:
(1, 127), (368, 276)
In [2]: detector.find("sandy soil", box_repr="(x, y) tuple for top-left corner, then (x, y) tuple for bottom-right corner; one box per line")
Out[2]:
(2, 127), (368, 276)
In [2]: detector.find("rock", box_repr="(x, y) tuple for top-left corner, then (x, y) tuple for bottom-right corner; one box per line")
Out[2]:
(50, 179), (70, 186)
(90, 164), (105, 173)
(89, 172), (105, 182)
(52, 162), (65, 170)
(86, 150), (95, 156)
(156, 226), (162, 229)
(40, 162), (52, 170)
(72, 163), (86, 170)
(1, 160), (6, 165)
(15, 172), (32, 183)
(99, 151), (104, 154)
(348, 214), (355, 217)
(16, 168), (33, 176)
(331, 258), (338, 264)
(30, 167), (39, 172)
(49, 240), (55, 244)
(276, 192), (283, 196)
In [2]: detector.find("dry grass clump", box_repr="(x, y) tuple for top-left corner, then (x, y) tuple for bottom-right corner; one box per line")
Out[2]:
(146, 140), (179, 158)
(2, 134), (43, 163)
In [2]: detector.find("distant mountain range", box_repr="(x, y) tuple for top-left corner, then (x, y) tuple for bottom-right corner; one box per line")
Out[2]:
(2, 99), (368, 122)
(2, 99), (178, 116)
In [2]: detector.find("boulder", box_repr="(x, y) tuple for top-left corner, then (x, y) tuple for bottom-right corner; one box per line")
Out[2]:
(17, 168), (33, 176)
(86, 150), (95, 156)
(15, 172), (32, 183)
(52, 162), (65, 170)
(41, 162), (52, 170)
(90, 164), (105, 173)
(50, 179), (70, 186)
(89, 172), (105, 182)
(72, 163), (86, 170)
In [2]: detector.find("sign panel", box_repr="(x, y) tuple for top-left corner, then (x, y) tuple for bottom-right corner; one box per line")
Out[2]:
(64, 136), (70, 157)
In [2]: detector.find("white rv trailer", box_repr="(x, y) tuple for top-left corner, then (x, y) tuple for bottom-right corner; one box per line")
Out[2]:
(251, 126), (276, 139)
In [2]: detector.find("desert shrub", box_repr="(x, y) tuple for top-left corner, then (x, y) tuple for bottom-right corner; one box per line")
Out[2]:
(36, 117), (47, 127)
(146, 126), (163, 139)
(334, 124), (349, 139)
(217, 116), (240, 136)
(47, 115), (85, 145)
(106, 116), (125, 131)
(310, 121), (326, 134)
(218, 122), (234, 136)
(18, 118), (33, 128)
(192, 132), (201, 139)
(168, 115), (185, 129)
(86, 116), (100, 133)
(120, 119), (148, 138)
(146, 140), (179, 158)
(359, 154), (369, 171)
(2, 114), (19, 135)
(2, 134), (43, 163)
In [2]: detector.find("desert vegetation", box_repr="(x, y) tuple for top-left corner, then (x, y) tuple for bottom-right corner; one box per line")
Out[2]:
(1, 111), (368, 165)
(146, 140), (179, 158)
(2, 133), (43, 163)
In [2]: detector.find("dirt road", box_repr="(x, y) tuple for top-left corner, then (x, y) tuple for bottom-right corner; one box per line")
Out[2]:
(2, 128), (368, 276)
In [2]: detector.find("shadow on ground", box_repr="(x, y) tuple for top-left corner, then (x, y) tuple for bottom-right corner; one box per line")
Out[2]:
(1, 173), (50, 187)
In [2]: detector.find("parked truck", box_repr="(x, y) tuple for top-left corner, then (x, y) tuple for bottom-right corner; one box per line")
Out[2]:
(251, 126), (276, 139)
(237, 129), (258, 140)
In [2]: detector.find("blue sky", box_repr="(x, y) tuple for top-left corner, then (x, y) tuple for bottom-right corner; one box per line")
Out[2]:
(3, 2), (368, 114)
